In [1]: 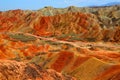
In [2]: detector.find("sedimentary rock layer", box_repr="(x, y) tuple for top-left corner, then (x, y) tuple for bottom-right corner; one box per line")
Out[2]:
(0, 5), (120, 42)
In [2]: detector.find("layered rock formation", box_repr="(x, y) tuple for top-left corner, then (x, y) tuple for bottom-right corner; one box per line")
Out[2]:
(0, 32), (120, 80)
(0, 5), (120, 80)
(42, 51), (120, 80)
(0, 5), (120, 42)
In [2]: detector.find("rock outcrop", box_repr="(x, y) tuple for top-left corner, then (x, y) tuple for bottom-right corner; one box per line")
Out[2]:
(0, 60), (76, 80)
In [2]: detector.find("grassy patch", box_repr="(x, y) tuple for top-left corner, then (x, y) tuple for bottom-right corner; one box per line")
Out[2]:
(9, 33), (36, 42)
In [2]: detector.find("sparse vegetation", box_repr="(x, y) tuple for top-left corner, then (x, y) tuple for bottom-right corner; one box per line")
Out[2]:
(9, 33), (36, 42)
(86, 38), (96, 42)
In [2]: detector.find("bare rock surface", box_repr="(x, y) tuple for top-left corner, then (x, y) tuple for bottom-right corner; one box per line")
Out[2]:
(0, 60), (76, 80)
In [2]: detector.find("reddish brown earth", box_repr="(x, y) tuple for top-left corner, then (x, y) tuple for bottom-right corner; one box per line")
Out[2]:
(0, 6), (120, 42)
(0, 60), (75, 80)
(0, 5), (120, 80)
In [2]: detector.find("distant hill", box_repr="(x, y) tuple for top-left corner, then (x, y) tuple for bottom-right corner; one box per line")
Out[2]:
(0, 5), (120, 41)
(90, 2), (120, 7)
(102, 2), (120, 6)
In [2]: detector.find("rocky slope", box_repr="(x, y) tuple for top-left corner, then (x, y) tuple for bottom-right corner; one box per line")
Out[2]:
(0, 5), (120, 42)
(0, 32), (120, 80)
(0, 60), (75, 80)
(0, 5), (120, 80)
